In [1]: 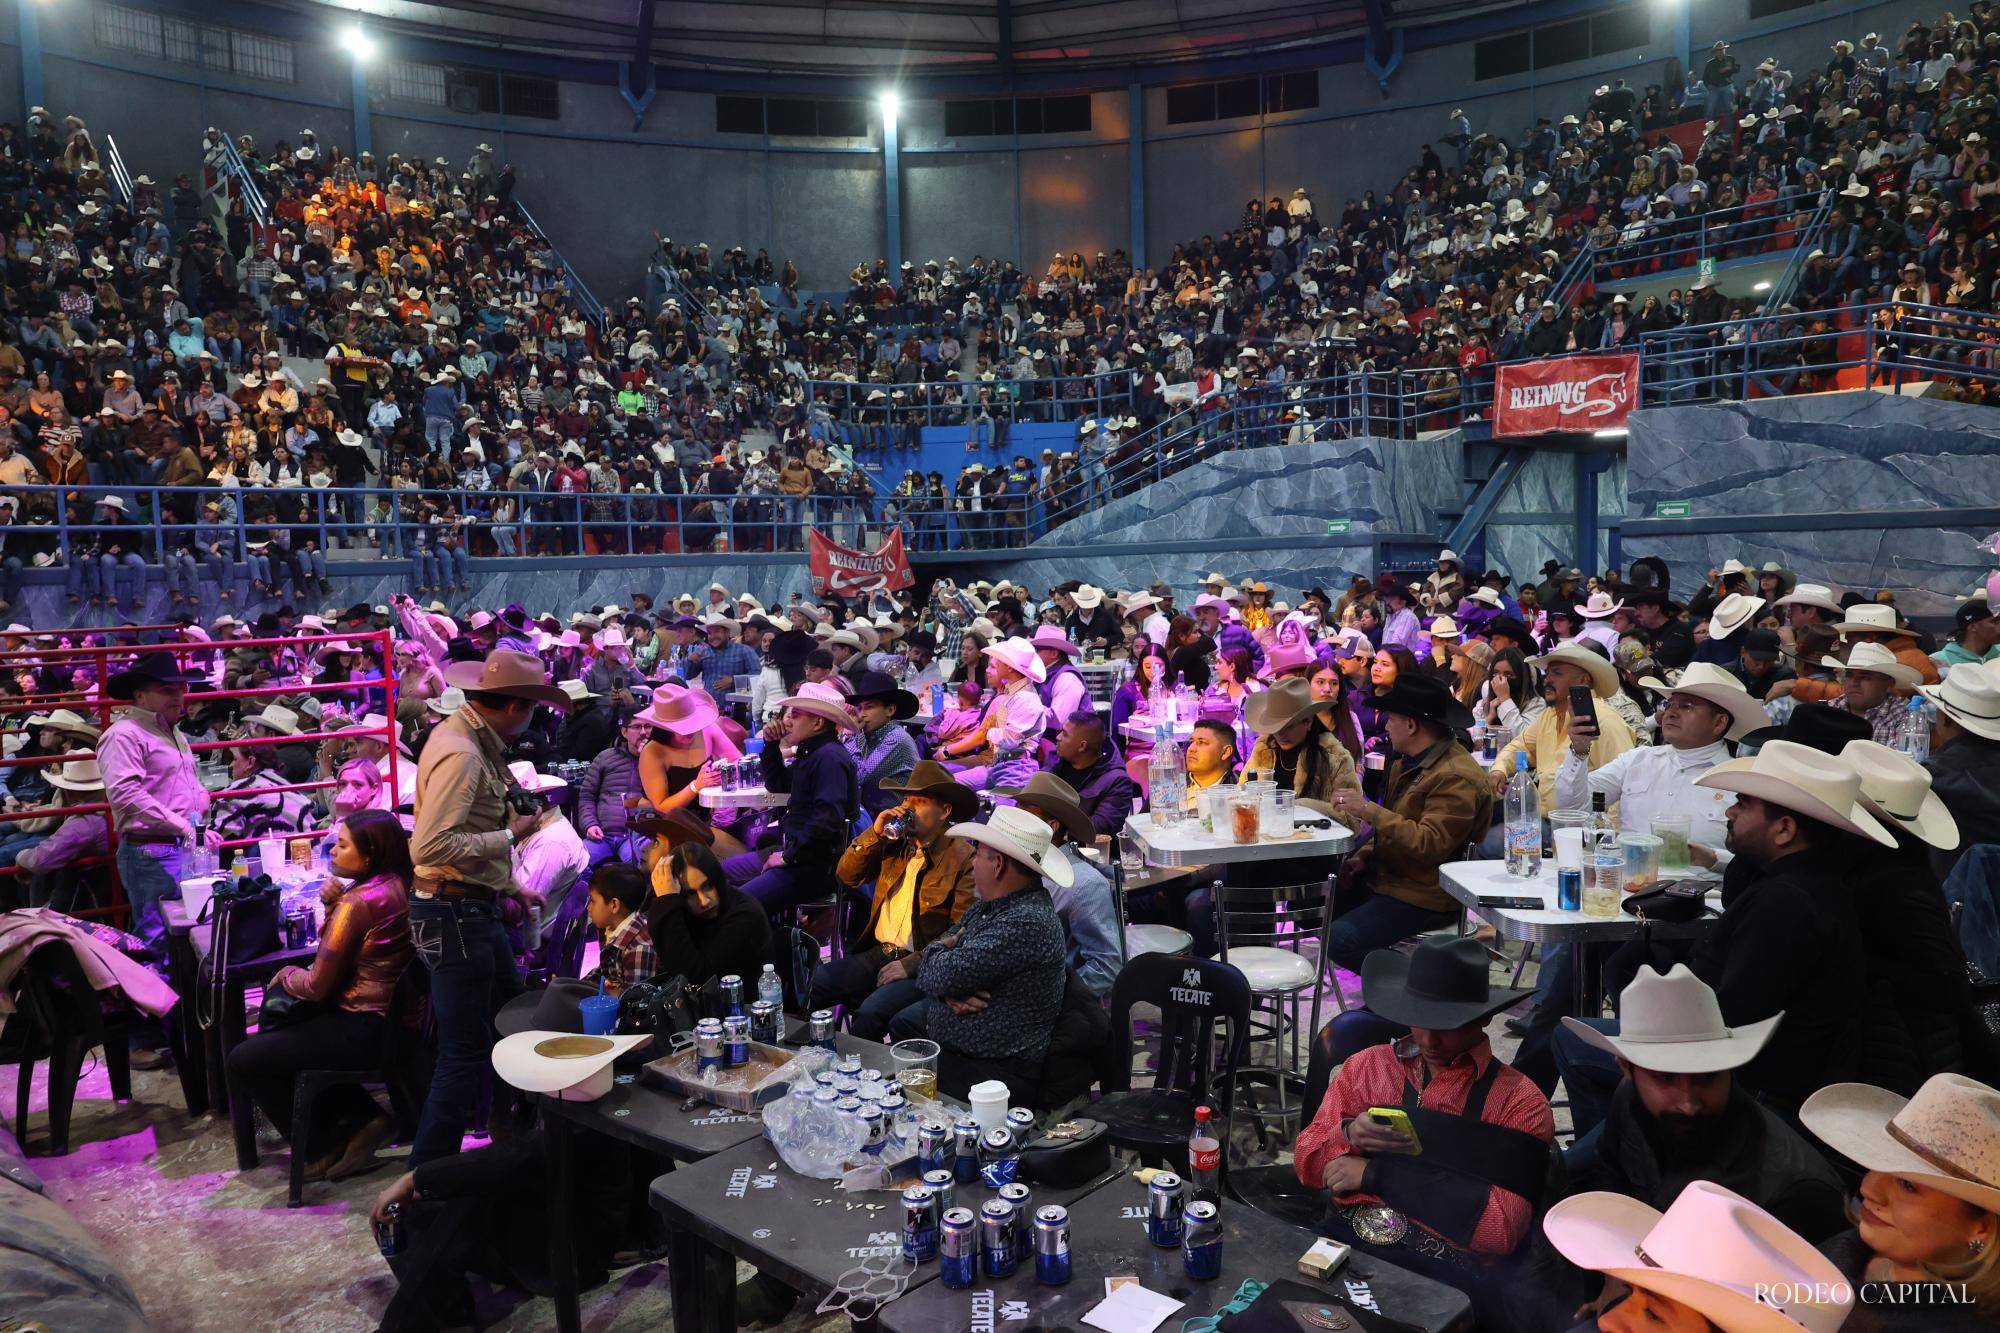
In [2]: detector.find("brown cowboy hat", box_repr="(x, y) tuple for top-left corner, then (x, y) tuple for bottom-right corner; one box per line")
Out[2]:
(992, 771), (1096, 845)
(441, 649), (571, 710)
(879, 759), (978, 822)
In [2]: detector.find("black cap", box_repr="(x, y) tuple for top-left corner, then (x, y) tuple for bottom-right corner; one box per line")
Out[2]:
(1741, 628), (1782, 661)
(1958, 599), (1993, 631)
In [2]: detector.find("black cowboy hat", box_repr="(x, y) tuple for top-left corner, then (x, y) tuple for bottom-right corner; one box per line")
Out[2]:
(849, 670), (917, 719)
(340, 602), (373, 624)
(879, 759), (978, 823)
(768, 629), (816, 669)
(1487, 615), (1536, 648)
(106, 650), (206, 700)
(1371, 674), (1475, 732)
(496, 980), (595, 1038)
(905, 630), (938, 654)
(1362, 936), (1532, 1030)
(1738, 701), (1871, 754)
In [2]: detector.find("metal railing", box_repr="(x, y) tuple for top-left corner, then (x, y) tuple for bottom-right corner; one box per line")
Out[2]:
(210, 133), (268, 228)
(102, 134), (134, 206)
(516, 199), (604, 331)
(649, 263), (711, 320)
(805, 369), (1137, 429)
(1590, 195), (1827, 288)
(1758, 192), (1835, 314)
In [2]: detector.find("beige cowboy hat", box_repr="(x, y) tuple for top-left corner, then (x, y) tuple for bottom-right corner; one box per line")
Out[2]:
(983, 637), (1047, 684)
(25, 708), (102, 740)
(45, 758), (105, 791)
(1823, 640), (1922, 689)
(506, 759), (567, 795)
(1842, 739), (1959, 850)
(425, 687), (466, 716)
(492, 1031), (653, 1102)
(991, 771), (1096, 845)
(1534, 641), (1618, 698)
(632, 684), (719, 736)
(1921, 663), (2000, 742)
(1122, 592), (1162, 618)
(1694, 738), (1895, 846)
(240, 704), (302, 736)
(1243, 677), (1322, 736)
(556, 678), (598, 704)
(1427, 616), (1461, 641)
(1773, 583), (1842, 615)
(776, 681), (859, 732)
(1802, 1073), (2000, 1215)
(1577, 591), (1623, 619)
(1707, 592), (1761, 639)
(1070, 584), (1106, 611)
(442, 649), (572, 709)
(1563, 965), (1780, 1075)
(946, 804), (1074, 887)
(1833, 602), (1908, 638)
(1543, 1182), (1854, 1333)
(354, 712), (414, 757)
(1635, 662), (1770, 741)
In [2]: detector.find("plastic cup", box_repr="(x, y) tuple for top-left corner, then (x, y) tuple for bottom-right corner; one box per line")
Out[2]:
(1620, 832), (1663, 891)
(1652, 816), (1692, 872)
(1229, 790), (1262, 844)
(1583, 852), (1624, 917)
(1552, 827), (1586, 872)
(892, 1038), (940, 1100)
(1270, 789), (1296, 830)
(1548, 810), (1592, 860)
(579, 993), (621, 1035)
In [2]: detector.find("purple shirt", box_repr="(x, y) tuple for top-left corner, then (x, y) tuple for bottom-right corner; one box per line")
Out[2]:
(99, 709), (207, 836)
(15, 813), (110, 874)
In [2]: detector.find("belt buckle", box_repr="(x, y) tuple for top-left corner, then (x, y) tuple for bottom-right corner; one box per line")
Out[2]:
(1349, 1204), (1408, 1246)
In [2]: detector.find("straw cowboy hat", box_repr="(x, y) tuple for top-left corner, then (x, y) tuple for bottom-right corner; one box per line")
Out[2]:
(492, 1030), (653, 1103)
(25, 708), (101, 740)
(1543, 1182), (1854, 1333)
(776, 681), (859, 731)
(1636, 662), (1770, 741)
(1802, 1073), (2000, 1215)
(992, 771), (1096, 845)
(1841, 739), (1959, 850)
(632, 685), (719, 736)
(442, 649), (571, 710)
(240, 704), (302, 736)
(1833, 603), (1909, 638)
(1578, 591), (1623, 619)
(45, 758), (105, 791)
(983, 637), (1048, 685)
(877, 759), (977, 822)
(506, 760), (567, 795)
(1563, 965), (1780, 1074)
(1707, 592), (1762, 639)
(1922, 663), (2000, 742)
(1029, 625), (1082, 659)
(947, 804), (1074, 887)
(1773, 583), (1842, 615)
(1362, 936), (1531, 1030)
(1694, 738), (1896, 846)
(1244, 677), (1323, 736)
(1534, 642), (1619, 698)
(556, 678), (599, 704)
(1070, 584), (1106, 611)
(1427, 616), (1461, 641)
(106, 650), (206, 700)
(1824, 640), (1922, 689)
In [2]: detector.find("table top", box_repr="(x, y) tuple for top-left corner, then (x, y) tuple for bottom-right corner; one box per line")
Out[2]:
(1440, 859), (1722, 944)
(698, 786), (791, 809)
(878, 1180), (1472, 1333)
(1126, 812), (1354, 868)
(1122, 716), (1196, 742)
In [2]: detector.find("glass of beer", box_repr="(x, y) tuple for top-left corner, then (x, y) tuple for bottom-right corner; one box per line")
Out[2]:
(893, 1038), (940, 1101)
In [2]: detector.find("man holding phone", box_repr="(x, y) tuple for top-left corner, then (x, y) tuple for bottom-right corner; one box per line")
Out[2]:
(1488, 643), (1636, 811)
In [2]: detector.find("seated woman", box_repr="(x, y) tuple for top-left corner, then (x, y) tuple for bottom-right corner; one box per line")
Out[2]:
(646, 841), (772, 996)
(225, 809), (414, 1183)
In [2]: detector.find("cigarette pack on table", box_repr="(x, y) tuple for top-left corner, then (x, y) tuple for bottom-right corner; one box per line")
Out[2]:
(1299, 1237), (1351, 1279)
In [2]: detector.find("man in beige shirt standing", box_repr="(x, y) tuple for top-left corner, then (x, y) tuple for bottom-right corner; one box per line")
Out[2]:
(408, 649), (568, 1166)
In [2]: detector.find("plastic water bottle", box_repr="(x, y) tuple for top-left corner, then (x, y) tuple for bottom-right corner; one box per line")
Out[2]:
(1187, 1105), (1222, 1206)
(1897, 696), (1932, 763)
(1148, 726), (1187, 827)
(758, 963), (785, 1011)
(1175, 673), (1196, 723)
(1504, 751), (1542, 878)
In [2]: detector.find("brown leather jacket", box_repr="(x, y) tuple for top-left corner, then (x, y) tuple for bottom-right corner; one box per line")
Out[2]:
(1355, 738), (1494, 914)
(279, 872), (413, 1015)
(836, 825), (974, 953)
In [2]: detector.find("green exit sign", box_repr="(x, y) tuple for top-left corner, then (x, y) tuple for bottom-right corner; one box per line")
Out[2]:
(1326, 520), (1351, 534)
(1696, 258), (1716, 280)
(1655, 501), (1692, 518)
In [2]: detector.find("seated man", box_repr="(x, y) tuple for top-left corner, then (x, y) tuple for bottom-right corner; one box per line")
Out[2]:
(9, 759), (109, 912)
(884, 805), (1071, 1098)
(507, 762), (591, 955)
(811, 761), (975, 1038)
(729, 683), (860, 914)
(577, 712), (651, 868)
(645, 841), (773, 990)
(846, 671), (920, 816)
(995, 772), (1121, 999)
(1184, 717), (1239, 791)
(1295, 937), (1553, 1297)
(1044, 708), (1138, 839)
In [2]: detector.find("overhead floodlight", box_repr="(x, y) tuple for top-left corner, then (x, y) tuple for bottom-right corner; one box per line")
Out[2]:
(341, 25), (376, 61)
(1753, 280), (1772, 292)
(878, 90), (901, 125)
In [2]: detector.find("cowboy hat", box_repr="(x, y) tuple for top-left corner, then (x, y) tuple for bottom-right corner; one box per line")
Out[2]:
(992, 771), (1096, 845)
(1370, 674), (1476, 732)
(1543, 1182), (1854, 1333)
(506, 760), (567, 795)
(878, 759), (977, 822)
(354, 712), (414, 758)
(1694, 739), (1895, 846)
(1823, 640), (1922, 689)
(1563, 965), (1780, 1074)
(1029, 625), (1083, 659)
(1773, 583), (1842, 615)
(1427, 616), (1461, 641)
(1122, 592), (1163, 618)
(1802, 1073), (2000, 1215)
(1534, 642), (1619, 698)
(239, 704), (302, 736)
(425, 687), (466, 717)
(1635, 662), (1769, 740)
(556, 678), (599, 704)
(632, 685), (719, 736)
(983, 637), (1047, 685)
(442, 649), (571, 710)
(1578, 591), (1624, 619)
(107, 650), (206, 700)
(25, 708), (101, 739)
(947, 805), (1074, 887)
(1833, 603), (1907, 638)
(1922, 663), (2000, 743)
(1262, 638), (1319, 678)
(1070, 584), (1106, 610)
(1739, 702), (1871, 754)
(1707, 593), (1761, 639)
(492, 1030), (653, 1102)
(1362, 936), (1531, 1030)
(44, 758), (105, 792)
(776, 682), (859, 732)
(1244, 678), (1325, 736)
(1842, 739), (1959, 850)
(848, 670), (917, 719)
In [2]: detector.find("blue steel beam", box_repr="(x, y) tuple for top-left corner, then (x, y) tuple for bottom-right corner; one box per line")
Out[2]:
(620, 0), (659, 128)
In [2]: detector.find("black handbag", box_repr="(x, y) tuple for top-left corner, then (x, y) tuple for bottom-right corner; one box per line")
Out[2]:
(198, 876), (283, 964)
(1621, 882), (1713, 923)
(256, 988), (324, 1030)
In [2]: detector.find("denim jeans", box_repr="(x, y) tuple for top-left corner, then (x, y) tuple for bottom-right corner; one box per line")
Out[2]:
(0, 554), (20, 604)
(115, 838), (183, 961)
(1326, 893), (1457, 972)
(582, 833), (646, 868)
(163, 549), (198, 599)
(408, 895), (520, 1167)
(1553, 1017), (1622, 1137)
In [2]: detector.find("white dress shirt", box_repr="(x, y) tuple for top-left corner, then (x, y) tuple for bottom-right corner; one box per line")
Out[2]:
(1553, 739), (1735, 868)
(980, 677), (1049, 752)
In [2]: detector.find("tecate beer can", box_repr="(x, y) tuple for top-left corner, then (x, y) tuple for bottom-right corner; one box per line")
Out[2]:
(900, 1184), (939, 1261)
(1183, 1200), (1223, 1280)
(748, 1000), (779, 1045)
(980, 1199), (1018, 1279)
(857, 1067), (885, 1084)
(373, 1201), (405, 1258)
(722, 1013), (750, 1066)
(1557, 866), (1582, 912)
(695, 1020), (724, 1072)
(1034, 1204), (1072, 1285)
(719, 974), (744, 1014)
(940, 1208), (978, 1288)
(1148, 1171), (1187, 1248)
(858, 1104), (886, 1154)
(1006, 1107), (1036, 1140)
(814, 1070), (842, 1091)
(877, 1092), (906, 1119)
(808, 1008), (837, 1049)
(922, 1168), (956, 1216)
(836, 1053), (864, 1077)
(918, 1121), (950, 1174)
(952, 1118), (983, 1183)
(832, 1078), (861, 1099)
(834, 1096), (863, 1119)
(1000, 1182), (1034, 1261)
(811, 1088), (839, 1112)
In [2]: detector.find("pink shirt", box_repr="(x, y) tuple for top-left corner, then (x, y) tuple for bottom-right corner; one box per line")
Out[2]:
(98, 708), (208, 836)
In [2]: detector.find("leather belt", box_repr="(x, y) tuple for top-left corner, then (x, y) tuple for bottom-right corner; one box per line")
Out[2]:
(411, 877), (496, 902)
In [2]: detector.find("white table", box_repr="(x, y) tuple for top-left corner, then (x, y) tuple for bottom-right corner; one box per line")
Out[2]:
(1439, 859), (1720, 945)
(1122, 716), (1194, 743)
(697, 786), (790, 810)
(1124, 811), (1353, 868)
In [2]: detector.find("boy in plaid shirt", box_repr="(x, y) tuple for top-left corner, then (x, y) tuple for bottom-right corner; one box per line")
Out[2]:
(585, 863), (657, 994)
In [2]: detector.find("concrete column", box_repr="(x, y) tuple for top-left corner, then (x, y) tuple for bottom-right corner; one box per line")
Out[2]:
(1128, 83), (1146, 269)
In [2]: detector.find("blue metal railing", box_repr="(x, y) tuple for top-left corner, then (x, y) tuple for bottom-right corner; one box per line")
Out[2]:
(1758, 192), (1835, 314)
(516, 200), (604, 331)
(1590, 196), (1827, 288)
(1549, 237), (1598, 312)
(102, 134), (134, 207)
(211, 133), (268, 228)
(805, 370), (1137, 429)
(649, 263), (710, 320)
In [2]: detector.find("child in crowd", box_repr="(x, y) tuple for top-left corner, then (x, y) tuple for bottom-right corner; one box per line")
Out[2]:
(584, 863), (656, 994)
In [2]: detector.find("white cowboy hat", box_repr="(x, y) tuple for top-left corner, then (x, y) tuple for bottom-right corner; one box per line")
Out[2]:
(776, 681), (859, 732)
(1921, 663), (2000, 742)
(1822, 640), (1922, 689)
(1841, 739), (1959, 850)
(240, 704), (302, 736)
(982, 637), (1048, 684)
(1707, 592), (1761, 639)
(1070, 584), (1106, 611)
(1468, 587), (1503, 609)
(352, 712), (414, 757)
(1123, 592), (1162, 617)
(1562, 965), (1780, 1075)
(555, 678), (597, 704)
(25, 708), (102, 739)
(1801, 1073), (2000, 1215)
(425, 687), (466, 716)
(1773, 583), (1842, 615)
(947, 805), (1074, 888)
(1833, 602), (1905, 638)
(44, 758), (105, 792)
(506, 759), (567, 794)
(1543, 1182), (1854, 1333)
(1427, 616), (1461, 641)
(1694, 739), (1895, 846)
(1533, 642), (1618, 698)
(1719, 559), (1750, 577)
(492, 1031), (652, 1102)
(1578, 591), (1624, 619)
(1636, 662), (1770, 741)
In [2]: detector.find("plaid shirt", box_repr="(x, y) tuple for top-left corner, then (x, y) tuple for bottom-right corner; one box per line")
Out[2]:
(691, 640), (761, 699)
(597, 910), (658, 995)
(1837, 694), (1904, 746)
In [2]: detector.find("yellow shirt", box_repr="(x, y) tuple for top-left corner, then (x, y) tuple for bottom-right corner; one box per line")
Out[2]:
(874, 843), (924, 950)
(1490, 697), (1636, 810)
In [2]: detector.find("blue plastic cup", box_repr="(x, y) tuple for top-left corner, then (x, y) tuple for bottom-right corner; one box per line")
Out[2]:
(579, 994), (621, 1035)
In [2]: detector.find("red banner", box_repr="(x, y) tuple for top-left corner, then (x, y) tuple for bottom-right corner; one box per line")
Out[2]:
(1493, 353), (1639, 437)
(807, 527), (915, 599)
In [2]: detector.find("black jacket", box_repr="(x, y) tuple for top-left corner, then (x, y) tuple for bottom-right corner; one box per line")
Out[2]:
(1927, 732), (2000, 882)
(554, 698), (615, 765)
(645, 882), (773, 989)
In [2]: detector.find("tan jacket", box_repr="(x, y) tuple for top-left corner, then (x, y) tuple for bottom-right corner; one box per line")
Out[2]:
(411, 705), (516, 895)
(1357, 738), (1494, 914)
(837, 826), (975, 952)
(1245, 730), (1363, 826)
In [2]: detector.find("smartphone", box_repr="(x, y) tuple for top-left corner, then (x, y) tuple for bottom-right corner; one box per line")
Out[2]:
(1364, 1107), (1422, 1153)
(1478, 894), (1544, 911)
(1568, 684), (1597, 729)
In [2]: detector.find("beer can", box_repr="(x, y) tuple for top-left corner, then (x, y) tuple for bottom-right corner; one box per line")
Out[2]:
(695, 1020), (724, 1073)
(980, 1199), (1018, 1279)
(952, 1118), (983, 1183)
(858, 1104), (886, 1154)
(1183, 1200), (1223, 1280)
(1006, 1107), (1036, 1141)
(854, 1080), (884, 1104)
(810, 1089), (839, 1112)
(917, 1121), (950, 1175)
(722, 1013), (750, 1066)
(834, 1095), (863, 1117)
(900, 1184), (939, 1261)
(1000, 1182), (1033, 1261)
(1147, 1171), (1187, 1248)
(857, 1067), (885, 1084)
(373, 1201), (405, 1258)
(982, 1126), (1020, 1184)
(939, 1208), (978, 1288)
(748, 1000), (779, 1045)
(719, 974), (744, 1014)
(1557, 866), (1582, 912)
(836, 1053), (864, 1077)
(877, 1092), (906, 1120)
(1034, 1204), (1072, 1286)
(808, 1008), (837, 1050)
(814, 1070), (842, 1092)
(922, 1168), (956, 1216)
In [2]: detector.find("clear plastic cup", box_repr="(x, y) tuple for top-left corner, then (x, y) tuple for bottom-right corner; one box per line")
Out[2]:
(1228, 790), (1262, 844)
(1651, 816), (1692, 872)
(1583, 852), (1624, 918)
(1548, 810), (1593, 862)
(892, 1038), (939, 1101)
(1270, 789), (1296, 831)
(1620, 832), (1663, 891)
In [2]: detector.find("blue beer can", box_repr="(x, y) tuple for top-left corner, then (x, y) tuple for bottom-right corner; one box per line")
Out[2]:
(922, 1168), (956, 1216)
(695, 1020), (724, 1073)
(917, 1121), (950, 1175)
(1557, 866), (1582, 912)
(1034, 1205), (1072, 1286)
(980, 1199), (1018, 1278)
(951, 1118), (983, 1183)
(1147, 1171), (1187, 1248)
(1183, 1200), (1223, 1280)
(1000, 1182), (1034, 1261)
(940, 1208), (978, 1288)
(901, 1184), (939, 1261)
(722, 1013), (750, 1066)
